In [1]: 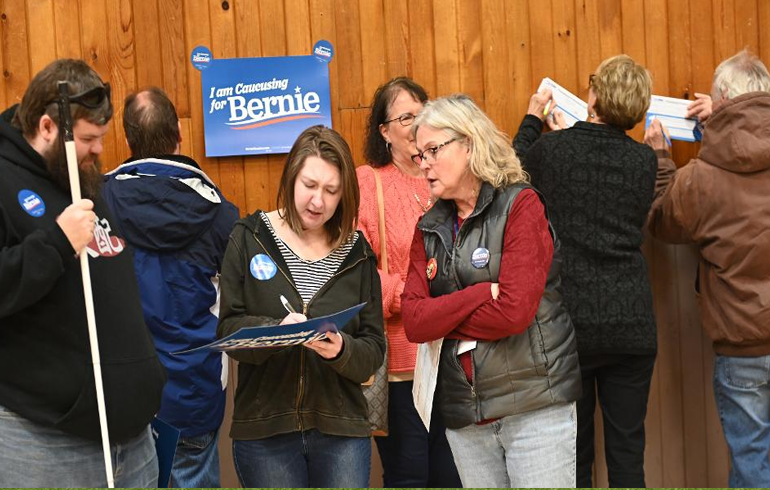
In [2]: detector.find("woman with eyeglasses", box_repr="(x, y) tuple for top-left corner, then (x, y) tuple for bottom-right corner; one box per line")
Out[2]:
(356, 77), (462, 488)
(402, 94), (581, 488)
(217, 125), (385, 488)
(513, 55), (658, 488)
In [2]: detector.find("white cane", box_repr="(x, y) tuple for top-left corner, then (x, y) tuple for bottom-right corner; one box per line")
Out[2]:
(57, 81), (115, 488)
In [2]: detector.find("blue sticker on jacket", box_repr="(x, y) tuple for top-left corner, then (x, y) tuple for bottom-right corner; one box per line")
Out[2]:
(250, 254), (277, 280)
(18, 190), (46, 217)
(471, 247), (490, 269)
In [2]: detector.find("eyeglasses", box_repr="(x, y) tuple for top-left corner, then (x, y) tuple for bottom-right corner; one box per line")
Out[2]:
(382, 113), (416, 127)
(411, 137), (460, 166)
(47, 83), (111, 109)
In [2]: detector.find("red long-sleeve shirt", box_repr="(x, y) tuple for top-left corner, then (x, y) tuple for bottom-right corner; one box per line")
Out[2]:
(402, 189), (554, 344)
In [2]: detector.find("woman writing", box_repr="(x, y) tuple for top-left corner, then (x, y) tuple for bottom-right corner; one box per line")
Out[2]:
(357, 77), (461, 487)
(218, 125), (385, 488)
(402, 94), (581, 488)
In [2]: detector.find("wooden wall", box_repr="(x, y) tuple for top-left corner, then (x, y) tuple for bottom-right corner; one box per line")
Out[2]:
(5, 0), (770, 486)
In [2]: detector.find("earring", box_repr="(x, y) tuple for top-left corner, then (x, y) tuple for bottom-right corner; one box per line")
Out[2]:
(385, 141), (392, 153)
(589, 113), (596, 119)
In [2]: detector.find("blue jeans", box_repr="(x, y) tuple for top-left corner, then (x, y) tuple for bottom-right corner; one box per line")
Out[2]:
(714, 353), (770, 488)
(232, 429), (371, 488)
(374, 380), (461, 487)
(0, 404), (158, 488)
(445, 402), (577, 488)
(170, 429), (220, 488)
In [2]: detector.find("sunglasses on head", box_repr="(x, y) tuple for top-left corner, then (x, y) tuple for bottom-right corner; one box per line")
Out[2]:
(47, 82), (111, 109)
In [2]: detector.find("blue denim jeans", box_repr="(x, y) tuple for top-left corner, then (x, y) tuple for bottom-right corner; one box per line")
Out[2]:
(714, 353), (770, 488)
(374, 380), (461, 487)
(0, 404), (158, 488)
(232, 429), (371, 488)
(170, 429), (220, 488)
(445, 402), (577, 488)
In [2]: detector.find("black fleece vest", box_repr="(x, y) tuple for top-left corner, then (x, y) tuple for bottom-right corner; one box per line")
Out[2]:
(419, 183), (581, 429)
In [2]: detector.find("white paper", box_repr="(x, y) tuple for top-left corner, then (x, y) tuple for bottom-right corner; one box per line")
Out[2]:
(457, 340), (477, 355)
(645, 95), (700, 142)
(537, 77), (588, 128)
(412, 339), (443, 431)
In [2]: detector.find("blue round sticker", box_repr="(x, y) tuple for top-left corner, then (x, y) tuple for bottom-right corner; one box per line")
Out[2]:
(471, 247), (490, 269)
(191, 45), (213, 71)
(313, 40), (334, 63)
(18, 190), (46, 217)
(250, 254), (277, 281)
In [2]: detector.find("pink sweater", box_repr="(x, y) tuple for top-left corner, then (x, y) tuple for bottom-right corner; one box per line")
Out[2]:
(356, 163), (432, 374)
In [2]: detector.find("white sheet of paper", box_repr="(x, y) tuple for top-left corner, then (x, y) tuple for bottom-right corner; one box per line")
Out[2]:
(645, 95), (700, 142)
(457, 340), (477, 355)
(537, 77), (588, 127)
(412, 339), (443, 431)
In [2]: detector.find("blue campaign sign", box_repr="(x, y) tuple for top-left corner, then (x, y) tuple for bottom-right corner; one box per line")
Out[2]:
(200, 46), (333, 157)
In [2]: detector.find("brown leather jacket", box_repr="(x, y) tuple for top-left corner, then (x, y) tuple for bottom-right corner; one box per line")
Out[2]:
(649, 92), (770, 356)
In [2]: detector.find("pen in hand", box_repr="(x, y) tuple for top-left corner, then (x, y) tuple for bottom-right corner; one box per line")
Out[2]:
(280, 295), (296, 314)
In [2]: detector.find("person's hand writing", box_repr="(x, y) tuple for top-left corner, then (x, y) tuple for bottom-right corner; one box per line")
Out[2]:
(527, 89), (554, 121)
(643, 118), (671, 151)
(546, 109), (568, 131)
(280, 313), (307, 325)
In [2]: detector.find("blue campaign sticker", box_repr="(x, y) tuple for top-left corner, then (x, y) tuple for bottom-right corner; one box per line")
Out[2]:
(250, 254), (278, 281)
(191, 45), (213, 71)
(17, 190), (46, 217)
(312, 40), (334, 63)
(471, 247), (490, 269)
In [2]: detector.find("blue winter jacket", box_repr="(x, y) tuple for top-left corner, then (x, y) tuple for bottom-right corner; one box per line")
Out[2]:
(102, 155), (239, 437)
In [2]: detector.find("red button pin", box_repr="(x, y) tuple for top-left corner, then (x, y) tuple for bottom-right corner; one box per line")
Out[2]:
(426, 257), (438, 281)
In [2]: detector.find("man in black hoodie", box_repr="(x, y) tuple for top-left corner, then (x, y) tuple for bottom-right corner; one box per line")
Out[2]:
(0, 59), (165, 487)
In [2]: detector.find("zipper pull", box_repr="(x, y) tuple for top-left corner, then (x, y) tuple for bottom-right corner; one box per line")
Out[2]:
(303, 303), (308, 315)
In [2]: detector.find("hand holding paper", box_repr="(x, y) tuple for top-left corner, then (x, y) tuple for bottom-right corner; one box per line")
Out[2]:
(644, 117), (671, 151)
(686, 93), (713, 122)
(536, 77), (588, 128)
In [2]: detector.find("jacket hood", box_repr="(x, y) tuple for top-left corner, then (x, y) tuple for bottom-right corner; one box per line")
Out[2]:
(0, 105), (51, 179)
(103, 155), (232, 251)
(699, 92), (770, 174)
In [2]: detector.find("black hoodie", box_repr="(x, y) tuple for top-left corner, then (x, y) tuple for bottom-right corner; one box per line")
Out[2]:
(0, 106), (165, 443)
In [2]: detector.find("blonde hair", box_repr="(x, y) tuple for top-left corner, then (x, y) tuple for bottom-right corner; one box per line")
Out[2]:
(712, 49), (770, 100)
(591, 55), (652, 130)
(412, 94), (527, 189)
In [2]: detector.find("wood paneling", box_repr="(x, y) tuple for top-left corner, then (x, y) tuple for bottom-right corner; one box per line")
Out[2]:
(5, 1), (768, 487)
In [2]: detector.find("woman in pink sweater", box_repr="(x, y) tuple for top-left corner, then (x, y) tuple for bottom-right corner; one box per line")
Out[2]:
(357, 77), (461, 487)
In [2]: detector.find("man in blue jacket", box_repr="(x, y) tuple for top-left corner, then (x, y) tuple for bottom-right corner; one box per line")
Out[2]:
(103, 87), (239, 488)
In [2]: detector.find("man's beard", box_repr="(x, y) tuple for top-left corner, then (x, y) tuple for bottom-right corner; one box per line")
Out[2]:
(44, 139), (103, 200)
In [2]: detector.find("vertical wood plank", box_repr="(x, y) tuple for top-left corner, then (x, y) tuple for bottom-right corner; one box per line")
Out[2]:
(285, 0), (311, 55)
(80, 0), (119, 168)
(309, 0), (339, 129)
(407, 0), (437, 95)
(2, 0), (31, 105)
(667, 0), (697, 163)
(481, 0), (509, 132)
(457, 0), (484, 106)
(183, 0), (220, 182)
(105, 0), (138, 167)
(734, 0), (758, 54)
(506, 0), (532, 128)
(133, 0), (163, 88)
(621, 0), (647, 142)
(598, 0), (622, 58)
(334, 0), (365, 108)
(359, 0), (387, 101)
(552, 0), (578, 94)
(432, 0), (460, 96)
(574, 0), (601, 101)
(158, 0), (189, 117)
(760, 0), (770, 65)
(382, 0), (409, 77)
(26, 0), (57, 74)
(209, 0), (246, 214)
(712, 0), (737, 63)
(53, 0), (83, 60)
(528, 0), (555, 87)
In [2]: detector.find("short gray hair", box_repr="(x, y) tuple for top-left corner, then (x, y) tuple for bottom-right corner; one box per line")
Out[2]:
(712, 49), (770, 100)
(412, 94), (527, 189)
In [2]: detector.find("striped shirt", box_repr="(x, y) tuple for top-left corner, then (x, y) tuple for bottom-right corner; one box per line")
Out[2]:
(260, 211), (358, 305)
